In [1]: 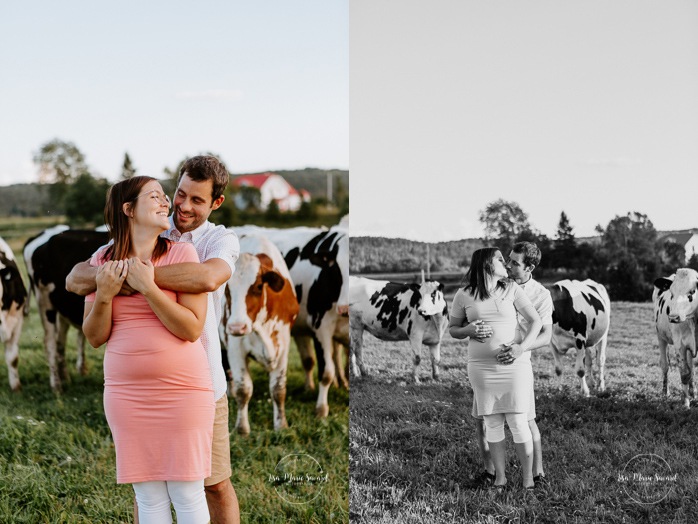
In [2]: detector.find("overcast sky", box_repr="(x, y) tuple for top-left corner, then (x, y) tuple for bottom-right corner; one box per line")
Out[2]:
(0, 1), (347, 186)
(350, 0), (698, 239)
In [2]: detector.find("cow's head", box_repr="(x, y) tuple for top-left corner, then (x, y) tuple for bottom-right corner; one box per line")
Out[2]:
(664, 269), (698, 324)
(416, 281), (446, 316)
(224, 253), (287, 336)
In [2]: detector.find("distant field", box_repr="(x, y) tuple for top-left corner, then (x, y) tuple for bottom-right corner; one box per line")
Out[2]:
(350, 301), (698, 523)
(0, 221), (348, 523)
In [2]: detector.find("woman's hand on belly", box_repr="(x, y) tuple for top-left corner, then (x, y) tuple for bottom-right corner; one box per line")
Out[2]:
(496, 343), (524, 365)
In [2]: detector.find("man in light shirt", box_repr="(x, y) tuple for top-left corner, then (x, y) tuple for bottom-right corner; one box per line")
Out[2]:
(67, 155), (241, 523)
(461, 241), (552, 489)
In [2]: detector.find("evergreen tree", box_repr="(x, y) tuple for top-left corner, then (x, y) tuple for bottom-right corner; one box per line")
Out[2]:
(121, 152), (137, 179)
(555, 211), (575, 247)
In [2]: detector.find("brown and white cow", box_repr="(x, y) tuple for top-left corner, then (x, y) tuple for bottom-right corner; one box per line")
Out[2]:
(0, 237), (27, 391)
(549, 279), (611, 396)
(349, 275), (449, 383)
(23, 226), (108, 392)
(232, 225), (349, 418)
(653, 269), (698, 408)
(220, 234), (299, 434)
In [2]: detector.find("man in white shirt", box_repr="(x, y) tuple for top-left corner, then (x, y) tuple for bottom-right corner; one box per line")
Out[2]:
(462, 241), (552, 489)
(67, 155), (241, 523)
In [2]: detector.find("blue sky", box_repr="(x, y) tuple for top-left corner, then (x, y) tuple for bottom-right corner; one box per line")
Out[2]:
(350, 0), (698, 239)
(0, 1), (348, 185)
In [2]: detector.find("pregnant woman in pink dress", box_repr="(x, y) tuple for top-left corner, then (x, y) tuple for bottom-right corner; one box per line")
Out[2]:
(83, 176), (214, 524)
(449, 247), (542, 489)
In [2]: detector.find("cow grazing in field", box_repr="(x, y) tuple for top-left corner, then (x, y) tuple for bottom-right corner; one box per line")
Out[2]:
(653, 269), (698, 408)
(220, 234), (299, 434)
(23, 226), (108, 392)
(0, 237), (27, 391)
(549, 279), (611, 396)
(232, 225), (349, 418)
(349, 275), (449, 383)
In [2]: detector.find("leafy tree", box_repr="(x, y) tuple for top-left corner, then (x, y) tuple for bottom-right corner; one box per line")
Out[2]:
(214, 189), (239, 227)
(659, 240), (686, 274)
(237, 186), (262, 211)
(33, 139), (88, 184)
(296, 200), (318, 220)
(597, 211), (661, 300)
(478, 199), (533, 254)
(265, 200), (281, 220)
(121, 152), (137, 179)
(63, 173), (111, 226)
(33, 139), (89, 208)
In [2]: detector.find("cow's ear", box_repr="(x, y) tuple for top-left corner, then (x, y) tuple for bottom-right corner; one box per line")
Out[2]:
(654, 277), (673, 293)
(262, 270), (285, 293)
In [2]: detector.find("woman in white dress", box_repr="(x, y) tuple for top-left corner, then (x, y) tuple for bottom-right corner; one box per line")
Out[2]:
(449, 247), (542, 489)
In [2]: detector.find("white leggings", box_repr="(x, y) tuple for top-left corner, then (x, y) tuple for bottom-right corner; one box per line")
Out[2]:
(483, 413), (532, 443)
(133, 480), (209, 524)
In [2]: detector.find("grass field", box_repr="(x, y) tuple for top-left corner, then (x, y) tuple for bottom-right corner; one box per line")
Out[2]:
(0, 231), (348, 523)
(350, 300), (698, 523)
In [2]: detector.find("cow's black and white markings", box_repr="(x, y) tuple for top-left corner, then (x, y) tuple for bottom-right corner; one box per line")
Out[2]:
(23, 226), (108, 392)
(549, 279), (611, 396)
(653, 269), (698, 408)
(349, 276), (449, 383)
(231, 225), (349, 417)
(0, 237), (27, 391)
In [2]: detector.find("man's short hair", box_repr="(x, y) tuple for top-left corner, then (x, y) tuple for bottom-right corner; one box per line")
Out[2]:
(512, 241), (541, 268)
(178, 155), (229, 202)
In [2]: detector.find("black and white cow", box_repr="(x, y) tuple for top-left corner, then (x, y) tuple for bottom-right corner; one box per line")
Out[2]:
(23, 226), (108, 392)
(549, 279), (611, 396)
(220, 234), (299, 434)
(349, 275), (449, 383)
(653, 269), (698, 408)
(232, 225), (349, 417)
(0, 237), (27, 391)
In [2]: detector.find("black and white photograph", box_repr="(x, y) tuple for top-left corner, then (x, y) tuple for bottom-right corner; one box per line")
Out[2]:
(350, 1), (698, 522)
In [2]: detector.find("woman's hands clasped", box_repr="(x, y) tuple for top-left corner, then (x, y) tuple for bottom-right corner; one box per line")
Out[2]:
(124, 257), (156, 295)
(95, 260), (128, 301)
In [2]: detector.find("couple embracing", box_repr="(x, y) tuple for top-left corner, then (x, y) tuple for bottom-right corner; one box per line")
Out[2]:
(450, 242), (553, 490)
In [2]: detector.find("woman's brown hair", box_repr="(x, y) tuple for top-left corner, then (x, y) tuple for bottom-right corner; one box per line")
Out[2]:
(103, 176), (170, 262)
(463, 247), (506, 300)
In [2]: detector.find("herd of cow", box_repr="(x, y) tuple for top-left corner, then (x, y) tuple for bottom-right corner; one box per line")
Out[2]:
(2, 229), (698, 434)
(349, 272), (698, 409)
(0, 224), (349, 435)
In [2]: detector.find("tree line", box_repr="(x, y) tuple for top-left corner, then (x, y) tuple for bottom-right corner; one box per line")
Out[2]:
(6, 138), (348, 228)
(352, 199), (698, 302)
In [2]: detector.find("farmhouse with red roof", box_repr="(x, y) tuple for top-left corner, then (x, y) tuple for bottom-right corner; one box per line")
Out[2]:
(231, 172), (310, 212)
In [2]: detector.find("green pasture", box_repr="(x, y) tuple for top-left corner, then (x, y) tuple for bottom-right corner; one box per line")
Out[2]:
(0, 225), (348, 523)
(350, 301), (698, 523)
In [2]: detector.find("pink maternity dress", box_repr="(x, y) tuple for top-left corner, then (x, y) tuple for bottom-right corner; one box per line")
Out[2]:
(86, 241), (214, 483)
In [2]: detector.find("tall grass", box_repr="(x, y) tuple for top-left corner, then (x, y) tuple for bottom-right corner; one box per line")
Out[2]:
(0, 229), (348, 523)
(350, 301), (698, 523)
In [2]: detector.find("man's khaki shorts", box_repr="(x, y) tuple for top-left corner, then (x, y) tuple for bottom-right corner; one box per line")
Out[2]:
(205, 395), (233, 486)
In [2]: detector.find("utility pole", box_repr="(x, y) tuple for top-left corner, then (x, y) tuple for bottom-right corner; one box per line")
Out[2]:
(327, 172), (333, 204)
(426, 243), (431, 279)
